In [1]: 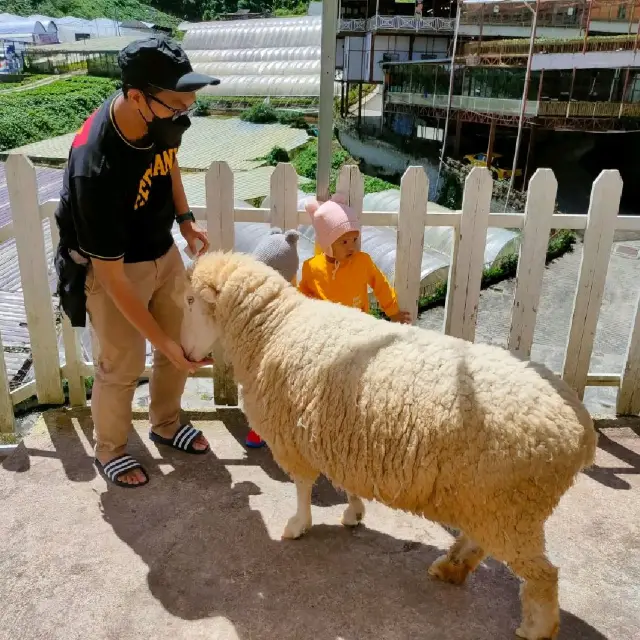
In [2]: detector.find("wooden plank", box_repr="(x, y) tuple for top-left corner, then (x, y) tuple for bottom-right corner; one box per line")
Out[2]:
(617, 292), (640, 415)
(335, 165), (365, 218)
(34, 200), (640, 234)
(270, 163), (299, 231)
(48, 215), (86, 407)
(443, 167), (492, 342)
(0, 327), (15, 432)
(6, 154), (64, 405)
(206, 161), (235, 254)
(396, 167), (429, 324)
(205, 161), (238, 407)
(10, 380), (37, 406)
(562, 170), (623, 399)
(508, 169), (557, 358)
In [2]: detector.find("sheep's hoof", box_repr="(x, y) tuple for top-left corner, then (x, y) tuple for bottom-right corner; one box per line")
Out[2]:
(428, 555), (471, 585)
(515, 622), (559, 640)
(341, 501), (365, 527)
(281, 514), (312, 540)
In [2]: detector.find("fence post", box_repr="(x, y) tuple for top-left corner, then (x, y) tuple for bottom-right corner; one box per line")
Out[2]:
(396, 167), (429, 323)
(6, 154), (64, 405)
(335, 165), (365, 218)
(48, 214), (86, 407)
(443, 166), (492, 342)
(617, 292), (640, 415)
(270, 163), (299, 231)
(0, 328), (14, 433)
(206, 161), (238, 406)
(562, 170), (622, 399)
(508, 169), (557, 358)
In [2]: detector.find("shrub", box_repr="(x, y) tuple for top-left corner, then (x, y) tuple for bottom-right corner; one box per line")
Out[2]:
(240, 103), (279, 124)
(0, 76), (119, 151)
(436, 169), (463, 210)
(275, 110), (308, 129)
(194, 96), (211, 117)
(264, 146), (290, 166)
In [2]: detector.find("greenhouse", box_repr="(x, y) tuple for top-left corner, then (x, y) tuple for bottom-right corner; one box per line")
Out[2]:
(183, 16), (324, 98)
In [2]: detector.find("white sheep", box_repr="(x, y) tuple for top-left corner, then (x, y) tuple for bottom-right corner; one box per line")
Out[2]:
(180, 251), (598, 640)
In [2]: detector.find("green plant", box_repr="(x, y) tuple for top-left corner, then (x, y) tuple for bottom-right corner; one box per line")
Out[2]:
(240, 103), (279, 124)
(194, 96), (211, 117)
(436, 169), (463, 210)
(0, 76), (118, 151)
(275, 110), (308, 129)
(263, 146), (290, 166)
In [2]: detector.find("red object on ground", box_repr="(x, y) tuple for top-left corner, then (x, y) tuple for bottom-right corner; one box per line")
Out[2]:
(245, 429), (265, 448)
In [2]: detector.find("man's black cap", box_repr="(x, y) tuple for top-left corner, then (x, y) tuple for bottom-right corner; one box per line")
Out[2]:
(118, 35), (220, 92)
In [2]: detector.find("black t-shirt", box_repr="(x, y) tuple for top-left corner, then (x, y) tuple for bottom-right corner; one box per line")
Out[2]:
(57, 92), (178, 263)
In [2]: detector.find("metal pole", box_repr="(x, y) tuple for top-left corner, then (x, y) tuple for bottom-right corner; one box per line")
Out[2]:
(435, 3), (461, 194)
(582, 0), (592, 53)
(317, 0), (338, 203)
(504, 0), (539, 212)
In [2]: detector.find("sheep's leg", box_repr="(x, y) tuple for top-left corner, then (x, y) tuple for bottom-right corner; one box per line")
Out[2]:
(281, 475), (316, 540)
(341, 493), (366, 527)
(510, 553), (559, 640)
(428, 534), (485, 585)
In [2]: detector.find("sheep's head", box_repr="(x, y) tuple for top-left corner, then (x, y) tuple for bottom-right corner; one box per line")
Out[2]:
(179, 257), (222, 362)
(180, 251), (289, 362)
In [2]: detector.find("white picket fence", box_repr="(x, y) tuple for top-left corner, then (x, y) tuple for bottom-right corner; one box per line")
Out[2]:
(1, 152), (640, 433)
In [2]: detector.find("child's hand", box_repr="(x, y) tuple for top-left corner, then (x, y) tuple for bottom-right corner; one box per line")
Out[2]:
(390, 310), (412, 324)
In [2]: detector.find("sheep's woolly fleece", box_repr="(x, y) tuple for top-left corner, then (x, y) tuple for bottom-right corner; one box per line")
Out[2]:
(186, 251), (598, 639)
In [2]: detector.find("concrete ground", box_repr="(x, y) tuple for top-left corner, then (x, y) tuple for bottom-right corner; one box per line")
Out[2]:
(1, 407), (639, 640)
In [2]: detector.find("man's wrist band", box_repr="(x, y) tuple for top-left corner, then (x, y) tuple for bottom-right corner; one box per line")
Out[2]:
(176, 210), (195, 224)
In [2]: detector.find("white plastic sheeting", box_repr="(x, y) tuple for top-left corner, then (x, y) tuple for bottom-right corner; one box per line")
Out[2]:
(199, 74), (321, 97)
(183, 17), (322, 50)
(194, 59), (320, 77)
(187, 46), (321, 63)
(363, 190), (521, 267)
(183, 16), (323, 98)
(0, 20), (47, 37)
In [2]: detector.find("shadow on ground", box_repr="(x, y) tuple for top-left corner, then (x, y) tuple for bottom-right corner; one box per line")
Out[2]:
(1, 408), (610, 639)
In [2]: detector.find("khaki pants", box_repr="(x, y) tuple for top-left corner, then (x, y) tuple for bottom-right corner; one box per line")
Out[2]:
(86, 244), (188, 456)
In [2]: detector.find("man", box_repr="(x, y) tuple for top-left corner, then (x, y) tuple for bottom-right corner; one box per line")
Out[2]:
(55, 36), (219, 488)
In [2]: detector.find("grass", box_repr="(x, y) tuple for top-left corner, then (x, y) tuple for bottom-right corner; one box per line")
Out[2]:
(0, 75), (119, 151)
(291, 138), (397, 196)
(0, 432), (19, 445)
(0, 74), (50, 90)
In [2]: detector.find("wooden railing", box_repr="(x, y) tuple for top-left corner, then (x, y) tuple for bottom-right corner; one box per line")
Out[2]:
(462, 33), (639, 58)
(1, 154), (640, 432)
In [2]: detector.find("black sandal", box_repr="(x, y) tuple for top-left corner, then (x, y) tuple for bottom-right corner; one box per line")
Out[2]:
(94, 455), (149, 488)
(148, 423), (210, 455)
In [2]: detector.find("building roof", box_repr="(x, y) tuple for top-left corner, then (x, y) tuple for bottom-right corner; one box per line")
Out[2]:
(28, 35), (140, 53)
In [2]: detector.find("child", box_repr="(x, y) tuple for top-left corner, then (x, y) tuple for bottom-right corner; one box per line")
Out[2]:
(245, 227), (301, 448)
(299, 195), (411, 324)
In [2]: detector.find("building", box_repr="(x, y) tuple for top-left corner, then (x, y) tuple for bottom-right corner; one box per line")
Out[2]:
(337, 0), (457, 86)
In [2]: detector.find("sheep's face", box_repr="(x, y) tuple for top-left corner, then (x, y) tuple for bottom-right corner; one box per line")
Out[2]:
(180, 277), (219, 362)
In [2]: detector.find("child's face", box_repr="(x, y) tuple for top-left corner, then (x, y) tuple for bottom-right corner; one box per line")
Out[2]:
(330, 231), (359, 262)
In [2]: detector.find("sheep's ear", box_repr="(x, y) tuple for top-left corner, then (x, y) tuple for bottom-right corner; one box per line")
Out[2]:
(199, 286), (218, 305)
(284, 229), (299, 245)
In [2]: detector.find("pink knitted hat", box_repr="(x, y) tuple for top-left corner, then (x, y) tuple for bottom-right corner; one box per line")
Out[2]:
(305, 194), (361, 258)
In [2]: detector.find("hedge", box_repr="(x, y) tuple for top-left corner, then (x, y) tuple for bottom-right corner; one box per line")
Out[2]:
(0, 76), (119, 152)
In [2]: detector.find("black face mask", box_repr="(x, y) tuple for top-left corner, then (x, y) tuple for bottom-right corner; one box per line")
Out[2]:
(139, 111), (191, 149)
